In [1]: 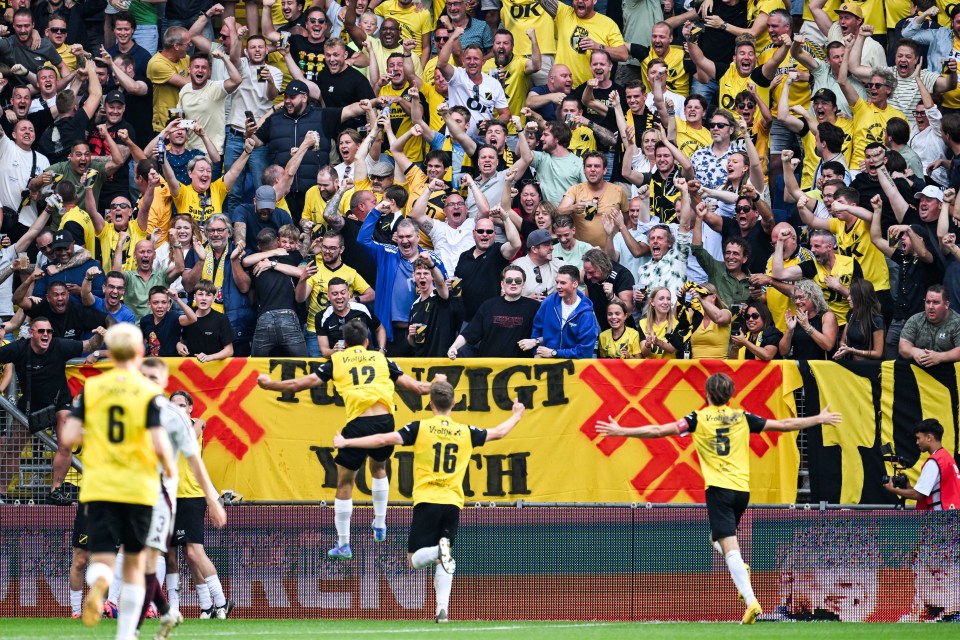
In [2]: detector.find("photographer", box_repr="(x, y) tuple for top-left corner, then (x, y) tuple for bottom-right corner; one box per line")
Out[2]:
(884, 419), (960, 511)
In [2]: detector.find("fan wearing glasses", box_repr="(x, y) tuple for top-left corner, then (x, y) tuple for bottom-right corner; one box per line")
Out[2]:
(94, 195), (150, 271)
(839, 58), (907, 170)
(729, 302), (782, 361)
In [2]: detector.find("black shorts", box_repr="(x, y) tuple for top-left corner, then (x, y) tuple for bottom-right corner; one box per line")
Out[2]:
(83, 501), (152, 553)
(72, 504), (88, 549)
(705, 487), (750, 541)
(407, 503), (461, 553)
(334, 414), (396, 471)
(173, 496), (206, 546)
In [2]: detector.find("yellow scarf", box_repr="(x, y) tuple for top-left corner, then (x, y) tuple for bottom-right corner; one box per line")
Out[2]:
(201, 245), (227, 313)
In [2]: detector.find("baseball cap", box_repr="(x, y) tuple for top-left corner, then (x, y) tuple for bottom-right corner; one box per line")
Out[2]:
(480, 0), (500, 10)
(51, 230), (73, 249)
(284, 80), (310, 97)
(104, 90), (126, 104)
(527, 228), (556, 247)
(915, 185), (944, 202)
(255, 185), (277, 209)
(811, 88), (837, 106)
(368, 160), (395, 177)
(835, 3), (864, 19)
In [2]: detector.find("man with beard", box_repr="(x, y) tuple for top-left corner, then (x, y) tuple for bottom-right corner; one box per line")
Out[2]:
(534, 0), (628, 86)
(298, 231), (374, 357)
(482, 29), (540, 133)
(628, 21), (693, 98)
(177, 51), (241, 162)
(526, 118), (586, 206)
(313, 37), (374, 132)
(223, 34), (283, 214)
(30, 229), (106, 303)
(232, 185), (294, 251)
(93, 190), (151, 271)
(374, 51), (424, 163)
(526, 63), (573, 122)
(374, 0), (433, 67)
(114, 237), (185, 321)
(315, 277), (384, 356)
(573, 51), (627, 156)
(15, 274), (109, 340)
(899, 285), (960, 366)
(271, 5), (330, 81)
(181, 214), (256, 355)
(81, 267), (136, 325)
(45, 138), (124, 212)
(839, 64), (907, 170)
(0, 318), (104, 505)
(302, 164), (340, 232)
(350, 14), (423, 79)
(558, 151), (628, 248)
(581, 247), (635, 330)
(359, 192), (446, 356)
(688, 32), (782, 115)
(145, 117), (221, 185)
(453, 212), (521, 322)
(0, 9), (68, 76)
(438, 28), (509, 138)
(252, 79), (368, 219)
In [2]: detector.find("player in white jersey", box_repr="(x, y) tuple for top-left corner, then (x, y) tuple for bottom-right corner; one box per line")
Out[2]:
(138, 358), (226, 639)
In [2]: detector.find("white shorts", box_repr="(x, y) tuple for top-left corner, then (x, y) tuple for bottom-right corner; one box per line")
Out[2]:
(145, 484), (177, 553)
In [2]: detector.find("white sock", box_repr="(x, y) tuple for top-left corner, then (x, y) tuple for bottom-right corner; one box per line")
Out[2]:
(86, 562), (112, 588)
(205, 575), (227, 608)
(166, 573), (180, 611)
(434, 564), (453, 613)
(117, 583), (145, 640)
(108, 553), (123, 605)
(334, 499), (353, 545)
(724, 550), (756, 606)
(70, 588), (83, 615)
(156, 560), (166, 588)
(411, 546), (439, 569)
(196, 582), (212, 610)
(371, 477), (389, 529)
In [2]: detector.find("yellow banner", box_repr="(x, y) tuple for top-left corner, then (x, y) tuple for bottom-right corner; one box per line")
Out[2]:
(66, 358), (803, 503)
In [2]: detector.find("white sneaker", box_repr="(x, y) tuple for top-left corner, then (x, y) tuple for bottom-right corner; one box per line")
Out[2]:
(435, 608), (448, 623)
(438, 537), (456, 574)
(155, 610), (183, 640)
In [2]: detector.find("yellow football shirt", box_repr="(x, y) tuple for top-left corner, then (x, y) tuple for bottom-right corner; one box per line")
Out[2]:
(399, 414), (488, 507)
(680, 404), (767, 493)
(319, 347), (402, 422)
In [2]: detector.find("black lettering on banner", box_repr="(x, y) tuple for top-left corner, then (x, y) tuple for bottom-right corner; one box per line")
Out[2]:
(269, 359), (310, 404)
(483, 453), (532, 496)
(536, 360), (573, 406)
(492, 365), (537, 409)
(463, 453), (482, 498)
(465, 367), (493, 411)
(309, 446), (340, 488)
(394, 451), (415, 496)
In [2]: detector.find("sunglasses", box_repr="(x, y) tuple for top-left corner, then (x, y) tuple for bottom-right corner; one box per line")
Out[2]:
(745, 312), (761, 320)
(475, 229), (495, 235)
(435, 36), (449, 43)
(865, 82), (887, 89)
(37, 243), (52, 251)
(708, 122), (729, 129)
(307, 18), (327, 24)
(48, 27), (67, 34)
(110, 202), (132, 209)
(35, 328), (54, 335)
(914, 110), (927, 116)
(533, 265), (543, 284)
(736, 102), (755, 109)
(735, 205), (753, 213)
(503, 277), (523, 285)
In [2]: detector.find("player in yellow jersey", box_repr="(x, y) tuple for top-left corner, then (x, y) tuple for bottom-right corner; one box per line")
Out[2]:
(61, 324), (176, 640)
(258, 318), (434, 559)
(596, 373), (842, 625)
(334, 379), (526, 623)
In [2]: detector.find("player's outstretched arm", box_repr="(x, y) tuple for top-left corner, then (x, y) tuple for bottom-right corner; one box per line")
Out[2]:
(396, 372), (448, 395)
(185, 453), (228, 528)
(596, 416), (680, 439)
(763, 404), (842, 432)
(257, 373), (322, 393)
(333, 430), (404, 450)
(485, 401), (525, 442)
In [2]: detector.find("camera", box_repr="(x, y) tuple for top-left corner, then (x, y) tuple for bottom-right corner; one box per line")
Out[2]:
(880, 443), (909, 488)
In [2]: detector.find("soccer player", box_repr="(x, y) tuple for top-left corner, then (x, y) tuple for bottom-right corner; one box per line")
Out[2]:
(333, 380), (526, 623)
(138, 358), (227, 636)
(257, 318), (435, 559)
(165, 390), (232, 619)
(61, 324), (176, 640)
(595, 373), (842, 624)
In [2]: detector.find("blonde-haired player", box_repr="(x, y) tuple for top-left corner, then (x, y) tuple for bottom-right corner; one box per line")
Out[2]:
(62, 324), (175, 640)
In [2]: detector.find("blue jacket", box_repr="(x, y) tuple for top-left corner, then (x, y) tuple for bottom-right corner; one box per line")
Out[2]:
(903, 20), (953, 72)
(531, 290), (599, 359)
(358, 208), (446, 342)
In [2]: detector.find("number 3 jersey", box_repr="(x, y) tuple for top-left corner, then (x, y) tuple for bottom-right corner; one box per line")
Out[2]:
(73, 368), (165, 506)
(677, 405), (767, 493)
(317, 347), (404, 422)
(399, 416), (488, 508)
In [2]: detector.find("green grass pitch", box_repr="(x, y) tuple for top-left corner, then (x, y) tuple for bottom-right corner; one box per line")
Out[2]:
(3, 619), (959, 639)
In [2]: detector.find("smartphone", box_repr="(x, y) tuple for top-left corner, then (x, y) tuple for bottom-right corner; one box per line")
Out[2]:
(245, 110), (255, 123)
(180, 120), (195, 129)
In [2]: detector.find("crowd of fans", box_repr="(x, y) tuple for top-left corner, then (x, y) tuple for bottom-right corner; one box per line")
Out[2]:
(1, 0), (960, 440)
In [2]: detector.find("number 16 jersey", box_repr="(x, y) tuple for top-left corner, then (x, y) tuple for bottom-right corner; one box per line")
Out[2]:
(677, 405), (767, 493)
(317, 347), (404, 422)
(399, 416), (488, 507)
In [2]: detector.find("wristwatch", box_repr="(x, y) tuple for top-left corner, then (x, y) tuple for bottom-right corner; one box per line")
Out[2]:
(92, 350), (101, 359)
(551, 349), (557, 357)
(270, 259), (278, 268)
